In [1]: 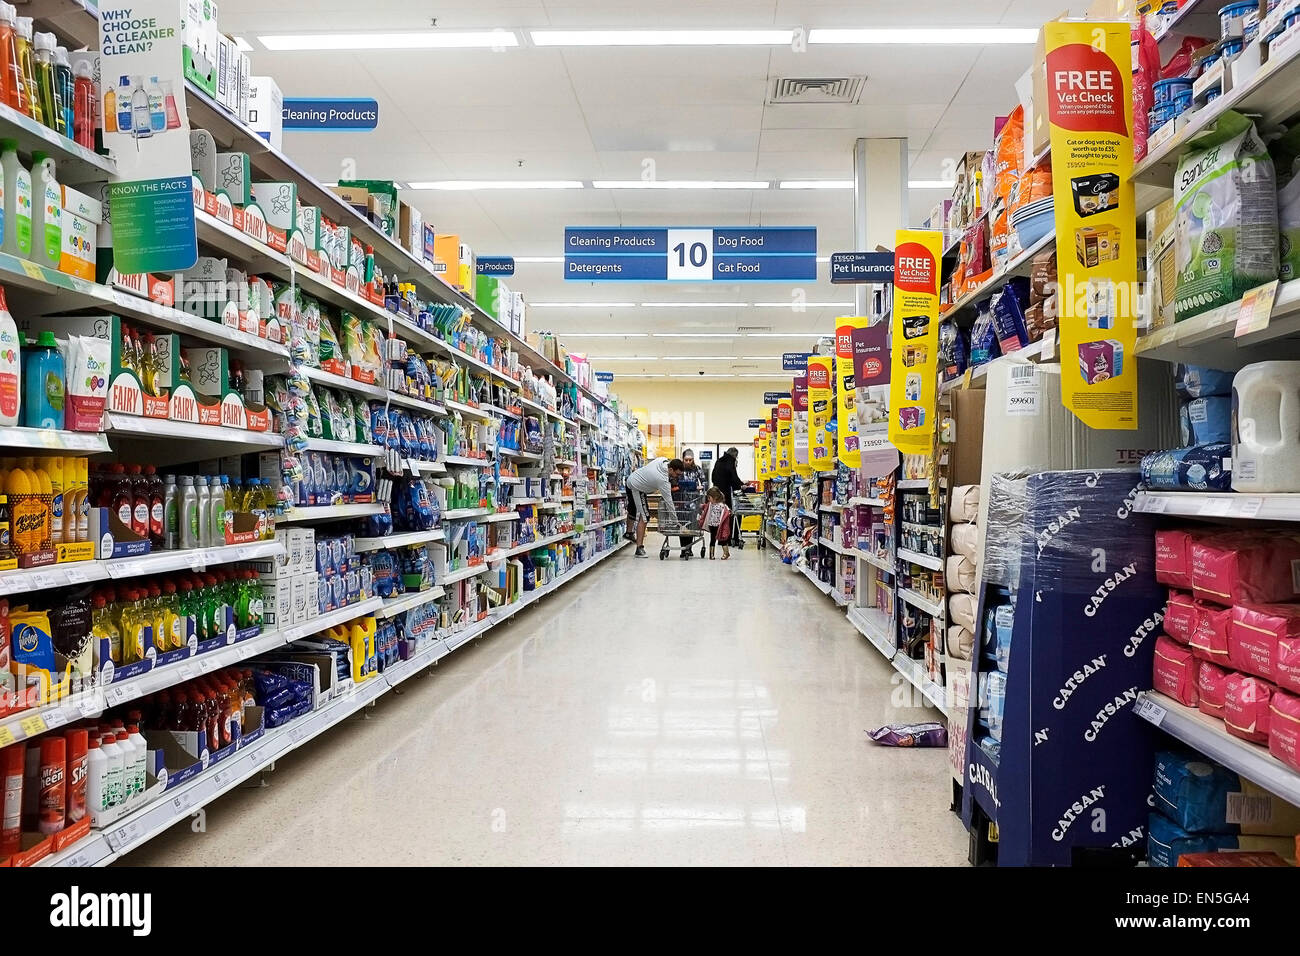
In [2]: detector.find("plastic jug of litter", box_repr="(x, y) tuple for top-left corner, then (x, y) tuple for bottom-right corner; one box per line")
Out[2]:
(1232, 361), (1300, 493)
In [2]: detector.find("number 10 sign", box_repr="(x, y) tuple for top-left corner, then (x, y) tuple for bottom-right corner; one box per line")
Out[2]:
(564, 226), (816, 282)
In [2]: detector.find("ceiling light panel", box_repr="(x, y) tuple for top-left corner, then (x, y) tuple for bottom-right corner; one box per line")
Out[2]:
(639, 303), (748, 308)
(531, 30), (793, 46)
(808, 28), (1037, 45)
(405, 181), (582, 190)
(592, 181), (768, 190)
(530, 303), (636, 308)
(259, 31), (518, 50)
(779, 180), (853, 189)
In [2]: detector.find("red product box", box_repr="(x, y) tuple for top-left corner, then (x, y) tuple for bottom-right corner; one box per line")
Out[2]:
(1164, 591), (1197, 644)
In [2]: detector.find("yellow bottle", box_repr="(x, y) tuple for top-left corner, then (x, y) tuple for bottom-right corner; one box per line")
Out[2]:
(40, 456), (62, 545)
(119, 589), (146, 663)
(91, 596), (121, 665)
(349, 617), (376, 682)
(74, 456), (88, 543)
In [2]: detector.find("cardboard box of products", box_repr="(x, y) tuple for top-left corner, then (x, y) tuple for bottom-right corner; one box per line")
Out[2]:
(433, 234), (460, 284)
(182, 0), (219, 97)
(248, 75), (283, 150)
(399, 202), (423, 255)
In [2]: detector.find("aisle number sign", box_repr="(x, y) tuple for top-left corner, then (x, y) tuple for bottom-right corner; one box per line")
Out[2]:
(888, 230), (943, 454)
(1045, 20), (1139, 430)
(807, 356), (835, 471)
(776, 399), (794, 477)
(835, 317), (868, 469)
(564, 227), (817, 281)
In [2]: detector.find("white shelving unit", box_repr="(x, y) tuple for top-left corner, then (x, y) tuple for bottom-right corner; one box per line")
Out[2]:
(897, 548), (944, 572)
(354, 529), (445, 552)
(898, 587), (945, 619)
(281, 503), (387, 524)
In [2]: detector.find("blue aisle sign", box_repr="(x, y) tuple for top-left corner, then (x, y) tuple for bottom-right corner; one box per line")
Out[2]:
(830, 251), (895, 284)
(699, 450), (713, 460)
(763, 391), (790, 405)
(782, 352), (809, 371)
(282, 98), (380, 131)
(476, 256), (515, 277)
(564, 226), (817, 281)
(748, 419), (766, 427)
(595, 371), (615, 383)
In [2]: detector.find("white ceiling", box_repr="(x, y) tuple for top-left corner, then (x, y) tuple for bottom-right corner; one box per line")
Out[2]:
(220, 0), (1080, 378)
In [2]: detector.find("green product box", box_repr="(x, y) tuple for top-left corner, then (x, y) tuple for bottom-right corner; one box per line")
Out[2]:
(475, 273), (500, 319)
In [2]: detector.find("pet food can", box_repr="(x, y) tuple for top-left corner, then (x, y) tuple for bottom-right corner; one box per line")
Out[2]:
(1173, 88), (1194, 114)
(1152, 76), (1194, 105)
(1219, 36), (1245, 59)
(1219, 1), (1259, 38)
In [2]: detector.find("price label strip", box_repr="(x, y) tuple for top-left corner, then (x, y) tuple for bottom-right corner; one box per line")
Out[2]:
(1134, 695), (1167, 727)
(1237, 497), (1264, 519)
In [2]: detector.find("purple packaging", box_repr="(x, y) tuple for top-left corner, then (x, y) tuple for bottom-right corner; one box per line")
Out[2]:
(898, 406), (925, 430)
(1078, 340), (1124, 384)
(989, 282), (1030, 354)
(867, 722), (949, 747)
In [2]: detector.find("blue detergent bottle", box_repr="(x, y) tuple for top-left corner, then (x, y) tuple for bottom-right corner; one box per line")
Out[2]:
(22, 330), (63, 428)
(521, 553), (536, 591)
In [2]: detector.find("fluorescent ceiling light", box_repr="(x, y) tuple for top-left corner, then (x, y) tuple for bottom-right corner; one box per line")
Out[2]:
(779, 180), (852, 190)
(736, 373), (787, 377)
(233, 36), (254, 52)
(640, 303), (747, 308)
(745, 332), (824, 337)
(405, 180), (582, 190)
(259, 31), (518, 50)
(651, 333), (738, 338)
(593, 180), (768, 190)
(514, 256), (564, 263)
(740, 356), (782, 360)
(816, 256), (830, 263)
(599, 356), (655, 361)
(621, 374), (666, 378)
(555, 332), (648, 337)
(754, 302), (854, 308)
(910, 180), (956, 189)
(530, 302), (636, 308)
(661, 356), (740, 361)
(531, 29), (793, 46)
(808, 27), (1036, 44)
(668, 373), (736, 378)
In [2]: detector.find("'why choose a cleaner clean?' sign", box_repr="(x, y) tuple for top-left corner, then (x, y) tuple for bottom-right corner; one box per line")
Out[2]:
(282, 98), (380, 131)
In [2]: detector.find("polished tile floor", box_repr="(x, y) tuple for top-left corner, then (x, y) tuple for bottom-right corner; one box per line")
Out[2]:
(124, 544), (969, 866)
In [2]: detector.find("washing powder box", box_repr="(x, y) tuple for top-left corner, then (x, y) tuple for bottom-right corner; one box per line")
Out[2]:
(100, 267), (176, 309)
(59, 184), (101, 281)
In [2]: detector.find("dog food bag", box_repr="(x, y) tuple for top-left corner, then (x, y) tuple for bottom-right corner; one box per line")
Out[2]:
(1154, 750), (1239, 833)
(1229, 604), (1298, 681)
(1191, 531), (1300, 604)
(994, 106), (1023, 212)
(949, 484), (979, 523)
(1225, 673), (1276, 743)
(1179, 396), (1232, 445)
(1156, 529), (1195, 588)
(1148, 812), (1238, 867)
(1268, 689), (1300, 772)
(1174, 364), (1235, 398)
(945, 554), (976, 594)
(1154, 635), (1200, 706)
(1174, 111), (1279, 322)
(1165, 591), (1198, 644)
(1190, 601), (1232, 664)
(1198, 659), (1231, 718)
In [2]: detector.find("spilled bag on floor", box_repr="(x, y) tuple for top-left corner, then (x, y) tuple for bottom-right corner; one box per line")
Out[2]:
(866, 722), (948, 747)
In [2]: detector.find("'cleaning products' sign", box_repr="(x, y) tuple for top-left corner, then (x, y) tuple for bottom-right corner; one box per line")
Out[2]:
(888, 230), (943, 455)
(282, 98), (380, 131)
(1045, 20), (1138, 430)
(834, 317), (868, 469)
(807, 356), (835, 472)
(101, 0), (198, 274)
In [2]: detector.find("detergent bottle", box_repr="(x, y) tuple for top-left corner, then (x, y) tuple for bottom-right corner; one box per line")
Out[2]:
(72, 54), (94, 146)
(21, 330), (63, 428)
(29, 151), (59, 269)
(13, 18), (39, 124)
(38, 455), (61, 545)
(54, 47), (72, 138)
(0, 4), (18, 114)
(31, 31), (60, 134)
(0, 286), (18, 426)
(0, 139), (31, 258)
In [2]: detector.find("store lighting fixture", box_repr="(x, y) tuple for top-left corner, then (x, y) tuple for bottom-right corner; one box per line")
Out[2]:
(592, 180), (768, 190)
(660, 356), (741, 361)
(668, 373), (736, 377)
(910, 180), (957, 189)
(513, 256), (564, 263)
(554, 332), (649, 337)
(779, 180), (853, 189)
(808, 27), (1037, 44)
(530, 302), (636, 308)
(233, 36), (254, 51)
(744, 332), (827, 337)
(259, 31), (519, 50)
(753, 302), (854, 308)
(530, 29), (794, 46)
(640, 303), (748, 308)
(650, 333), (739, 338)
(405, 180), (583, 190)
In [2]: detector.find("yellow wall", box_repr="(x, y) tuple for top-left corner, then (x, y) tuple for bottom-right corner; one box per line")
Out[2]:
(614, 379), (787, 447)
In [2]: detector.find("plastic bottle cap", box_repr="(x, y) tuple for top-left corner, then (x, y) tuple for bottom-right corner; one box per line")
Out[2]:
(36, 330), (57, 348)
(34, 31), (53, 51)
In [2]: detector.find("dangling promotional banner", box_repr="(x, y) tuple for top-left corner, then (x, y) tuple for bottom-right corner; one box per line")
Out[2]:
(835, 317), (868, 468)
(852, 318), (899, 478)
(1045, 20), (1138, 430)
(775, 398), (794, 477)
(791, 376), (812, 477)
(755, 428), (769, 480)
(807, 356), (835, 471)
(888, 230), (943, 454)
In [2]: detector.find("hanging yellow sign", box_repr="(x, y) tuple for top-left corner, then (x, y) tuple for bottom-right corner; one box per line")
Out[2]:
(1045, 19), (1138, 430)
(755, 426), (769, 479)
(835, 317), (867, 468)
(807, 356), (835, 472)
(776, 398), (794, 477)
(888, 229), (943, 455)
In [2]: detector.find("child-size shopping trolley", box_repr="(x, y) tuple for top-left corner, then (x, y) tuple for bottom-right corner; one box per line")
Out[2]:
(731, 491), (766, 549)
(656, 488), (708, 559)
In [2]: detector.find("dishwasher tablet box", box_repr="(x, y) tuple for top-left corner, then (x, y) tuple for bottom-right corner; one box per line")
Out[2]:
(1153, 750), (1240, 833)
(262, 577), (292, 628)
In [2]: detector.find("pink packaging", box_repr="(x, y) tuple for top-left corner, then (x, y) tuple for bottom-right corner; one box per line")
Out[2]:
(1228, 604), (1299, 682)
(1163, 591), (1197, 644)
(1268, 689), (1300, 772)
(1277, 632), (1300, 696)
(1188, 602), (1231, 665)
(1223, 673), (1275, 744)
(1155, 530), (1193, 589)
(1197, 660), (1230, 719)
(1153, 635), (1199, 707)
(1191, 532), (1300, 605)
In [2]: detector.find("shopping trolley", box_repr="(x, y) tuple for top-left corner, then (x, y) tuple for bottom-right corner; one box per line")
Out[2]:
(731, 491), (766, 549)
(656, 488), (708, 560)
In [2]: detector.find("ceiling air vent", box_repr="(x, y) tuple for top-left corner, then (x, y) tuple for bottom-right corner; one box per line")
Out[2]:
(736, 325), (772, 333)
(768, 76), (865, 105)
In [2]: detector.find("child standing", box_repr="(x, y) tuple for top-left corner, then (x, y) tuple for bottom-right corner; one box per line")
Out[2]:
(700, 487), (733, 560)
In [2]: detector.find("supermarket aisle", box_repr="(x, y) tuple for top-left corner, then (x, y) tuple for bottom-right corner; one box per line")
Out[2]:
(123, 547), (966, 866)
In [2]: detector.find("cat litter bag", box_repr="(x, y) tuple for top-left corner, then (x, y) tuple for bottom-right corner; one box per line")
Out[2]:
(1164, 590), (1198, 644)
(968, 301), (1000, 367)
(1153, 750), (1239, 833)
(1174, 111), (1279, 322)
(946, 624), (973, 661)
(1268, 689), (1300, 772)
(1140, 442), (1232, 491)
(1155, 529), (1195, 588)
(1174, 364), (1235, 398)
(1224, 673), (1276, 744)
(1189, 601), (1231, 666)
(1228, 603), (1294, 681)
(1191, 530), (1300, 604)
(1179, 396), (1232, 445)
(1198, 659), (1231, 719)
(1147, 813), (1239, 867)
(1153, 635), (1200, 707)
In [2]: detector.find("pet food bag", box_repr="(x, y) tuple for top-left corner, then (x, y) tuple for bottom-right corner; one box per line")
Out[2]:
(1153, 750), (1239, 833)
(1229, 604), (1297, 682)
(1268, 689), (1300, 772)
(1179, 396), (1232, 445)
(949, 592), (976, 632)
(1175, 364), (1234, 398)
(1164, 591), (1198, 644)
(1155, 529), (1195, 588)
(1173, 111), (1279, 322)
(1140, 443), (1233, 491)
(1191, 531), (1300, 604)
(1277, 626), (1300, 696)
(1224, 673), (1276, 743)
(945, 554), (977, 594)
(1148, 812), (1238, 867)
(1189, 602), (1232, 665)
(950, 522), (979, 561)
(949, 485), (979, 522)
(946, 624), (974, 661)
(1153, 635), (1199, 707)
(1197, 659), (1231, 718)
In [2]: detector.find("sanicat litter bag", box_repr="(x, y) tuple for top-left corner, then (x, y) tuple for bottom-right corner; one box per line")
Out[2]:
(1174, 111), (1279, 322)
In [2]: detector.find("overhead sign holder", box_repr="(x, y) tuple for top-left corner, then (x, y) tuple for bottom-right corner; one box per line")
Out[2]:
(830, 251), (895, 284)
(748, 418), (766, 428)
(596, 371), (615, 383)
(564, 226), (817, 281)
(763, 391), (790, 405)
(782, 352), (809, 371)
(282, 98), (380, 131)
(476, 256), (516, 277)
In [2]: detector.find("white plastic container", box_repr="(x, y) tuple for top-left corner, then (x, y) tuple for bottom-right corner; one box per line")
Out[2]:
(0, 286), (18, 426)
(85, 735), (109, 824)
(123, 726), (146, 804)
(1232, 361), (1300, 493)
(0, 140), (31, 259)
(97, 729), (125, 809)
(29, 152), (60, 270)
(179, 475), (199, 549)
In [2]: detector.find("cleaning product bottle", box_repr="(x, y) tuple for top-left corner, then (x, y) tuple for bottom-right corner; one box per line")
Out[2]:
(91, 593), (120, 664)
(14, 18), (38, 124)
(31, 32), (60, 134)
(40, 455), (61, 544)
(36, 735), (64, 834)
(144, 582), (165, 652)
(179, 474), (198, 549)
(0, 140), (31, 258)
(145, 464), (163, 549)
(30, 151), (59, 268)
(260, 479), (276, 540)
(63, 727), (87, 825)
(113, 75), (130, 134)
(124, 725), (145, 802)
(21, 330), (62, 428)
(162, 79), (180, 130)
(195, 475), (212, 548)
(160, 579), (182, 649)
(54, 47), (72, 139)
(176, 577), (197, 644)
(209, 473), (226, 547)
(0, 286), (18, 426)
(127, 464), (148, 539)
(84, 734), (106, 824)
(129, 75), (149, 139)
(110, 728), (136, 805)
(0, 744), (21, 857)
(0, 4), (17, 114)
(146, 75), (163, 132)
(163, 473), (178, 549)
(72, 54), (94, 147)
